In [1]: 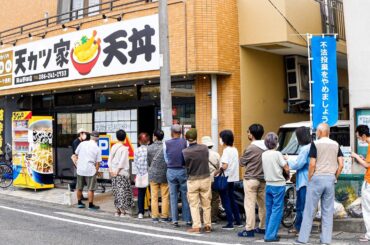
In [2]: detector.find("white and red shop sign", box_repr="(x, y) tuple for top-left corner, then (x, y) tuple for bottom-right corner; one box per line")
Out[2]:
(0, 14), (159, 90)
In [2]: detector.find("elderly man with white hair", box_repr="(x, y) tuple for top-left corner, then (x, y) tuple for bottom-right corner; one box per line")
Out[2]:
(296, 123), (344, 245)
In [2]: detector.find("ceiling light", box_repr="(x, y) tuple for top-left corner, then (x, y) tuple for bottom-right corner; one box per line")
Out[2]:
(62, 24), (68, 32)
(117, 16), (122, 22)
(28, 33), (33, 40)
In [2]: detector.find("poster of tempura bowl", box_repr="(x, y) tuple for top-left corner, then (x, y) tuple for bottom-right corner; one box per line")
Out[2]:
(26, 118), (54, 185)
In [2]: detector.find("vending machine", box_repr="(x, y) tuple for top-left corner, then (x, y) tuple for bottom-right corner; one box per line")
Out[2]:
(12, 112), (54, 190)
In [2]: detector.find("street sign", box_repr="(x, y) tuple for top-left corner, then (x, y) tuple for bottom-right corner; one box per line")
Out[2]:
(311, 35), (338, 129)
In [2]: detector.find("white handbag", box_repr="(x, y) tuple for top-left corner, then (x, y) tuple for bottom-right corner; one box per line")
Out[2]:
(135, 173), (149, 188)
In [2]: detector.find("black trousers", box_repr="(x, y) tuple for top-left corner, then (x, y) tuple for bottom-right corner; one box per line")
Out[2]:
(138, 187), (146, 214)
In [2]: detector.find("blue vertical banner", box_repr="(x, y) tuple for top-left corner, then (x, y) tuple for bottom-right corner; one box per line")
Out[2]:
(311, 35), (338, 129)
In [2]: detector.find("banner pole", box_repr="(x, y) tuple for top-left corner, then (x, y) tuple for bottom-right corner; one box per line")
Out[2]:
(307, 33), (314, 138)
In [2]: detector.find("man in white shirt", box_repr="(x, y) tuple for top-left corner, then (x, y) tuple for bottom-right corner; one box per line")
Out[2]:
(74, 131), (102, 210)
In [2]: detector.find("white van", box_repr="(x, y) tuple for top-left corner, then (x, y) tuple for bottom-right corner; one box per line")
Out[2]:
(277, 120), (350, 161)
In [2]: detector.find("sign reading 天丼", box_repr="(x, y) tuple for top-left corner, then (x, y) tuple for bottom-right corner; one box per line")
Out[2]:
(311, 35), (338, 129)
(0, 14), (159, 90)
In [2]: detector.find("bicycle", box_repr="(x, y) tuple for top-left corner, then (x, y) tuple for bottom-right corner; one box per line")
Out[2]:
(0, 144), (13, 189)
(282, 182), (297, 228)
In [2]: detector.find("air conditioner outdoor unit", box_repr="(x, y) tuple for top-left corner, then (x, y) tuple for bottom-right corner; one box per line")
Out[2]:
(285, 55), (310, 101)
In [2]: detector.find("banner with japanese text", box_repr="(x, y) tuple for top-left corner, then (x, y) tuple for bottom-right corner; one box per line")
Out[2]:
(0, 14), (159, 89)
(311, 36), (338, 129)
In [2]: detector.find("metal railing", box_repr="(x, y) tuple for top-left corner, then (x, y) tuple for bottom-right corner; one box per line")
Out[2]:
(0, 0), (148, 44)
(317, 0), (346, 41)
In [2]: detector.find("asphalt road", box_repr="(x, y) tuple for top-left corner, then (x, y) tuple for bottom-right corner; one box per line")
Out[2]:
(0, 195), (365, 245)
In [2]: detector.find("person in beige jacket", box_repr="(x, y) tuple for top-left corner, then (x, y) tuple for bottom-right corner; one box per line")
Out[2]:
(201, 136), (220, 223)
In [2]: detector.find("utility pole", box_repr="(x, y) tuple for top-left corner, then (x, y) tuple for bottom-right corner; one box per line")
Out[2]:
(159, 0), (173, 136)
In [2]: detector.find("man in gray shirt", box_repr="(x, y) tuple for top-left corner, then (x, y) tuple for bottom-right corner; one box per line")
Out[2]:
(297, 123), (344, 244)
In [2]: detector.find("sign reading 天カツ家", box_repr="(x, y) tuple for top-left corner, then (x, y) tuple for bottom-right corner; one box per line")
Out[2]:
(0, 14), (159, 90)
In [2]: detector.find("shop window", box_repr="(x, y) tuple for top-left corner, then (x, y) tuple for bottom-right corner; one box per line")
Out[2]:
(95, 109), (138, 145)
(140, 85), (160, 100)
(95, 88), (137, 105)
(171, 82), (195, 127)
(57, 0), (101, 23)
(32, 95), (54, 110)
(57, 113), (93, 147)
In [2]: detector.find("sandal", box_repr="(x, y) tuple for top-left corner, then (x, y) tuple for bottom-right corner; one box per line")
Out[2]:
(114, 212), (121, 217)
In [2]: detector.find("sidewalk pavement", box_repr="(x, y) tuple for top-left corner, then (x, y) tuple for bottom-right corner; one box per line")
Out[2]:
(0, 183), (117, 214)
(0, 184), (366, 234)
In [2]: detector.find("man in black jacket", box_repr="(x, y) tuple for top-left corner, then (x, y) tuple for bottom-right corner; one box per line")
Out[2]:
(70, 128), (88, 192)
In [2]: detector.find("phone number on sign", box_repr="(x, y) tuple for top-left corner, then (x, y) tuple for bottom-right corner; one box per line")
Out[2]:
(15, 69), (69, 85)
(38, 70), (68, 80)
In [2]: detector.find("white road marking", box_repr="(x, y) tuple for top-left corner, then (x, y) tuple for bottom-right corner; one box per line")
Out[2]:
(0, 205), (241, 245)
(55, 211), (201, 237)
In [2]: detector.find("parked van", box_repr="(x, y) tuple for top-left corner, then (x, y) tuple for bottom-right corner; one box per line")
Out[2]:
(277, 120), (350, 161)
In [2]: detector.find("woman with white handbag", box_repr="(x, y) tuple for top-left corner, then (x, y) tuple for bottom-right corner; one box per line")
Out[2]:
(133, 133), (150, 219)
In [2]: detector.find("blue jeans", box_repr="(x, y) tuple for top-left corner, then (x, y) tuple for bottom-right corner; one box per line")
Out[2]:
(166, 168), (191, 223)
(295, 186), (307, 231)
(298, 175), (336, 244)
(265, 185), (285, 241)
(219, 182), (241, 226)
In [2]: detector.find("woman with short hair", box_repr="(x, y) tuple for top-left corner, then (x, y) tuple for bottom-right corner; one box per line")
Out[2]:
(108, 129), (133, 217)
(262, 132), (290, 242)
(216, 130), (242, 230)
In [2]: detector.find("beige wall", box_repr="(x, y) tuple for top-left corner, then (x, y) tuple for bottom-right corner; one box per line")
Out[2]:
(0, 0), (58, 32)
(238, 0), (322, 47)
(285, 0), (322, 46)
(240, 47), (308, 149)
(238, 0), (288, 46)
(240, 47), (349, 149)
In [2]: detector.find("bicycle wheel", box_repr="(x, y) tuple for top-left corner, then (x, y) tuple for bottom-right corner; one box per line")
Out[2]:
(0, 164), (13, 189)
(282, 187), (297, 228)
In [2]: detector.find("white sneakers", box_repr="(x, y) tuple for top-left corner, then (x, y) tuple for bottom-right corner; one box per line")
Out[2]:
(138, 213), (144, 219)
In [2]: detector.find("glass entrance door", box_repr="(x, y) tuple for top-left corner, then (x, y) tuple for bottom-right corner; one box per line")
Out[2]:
(56, 112), (93, 178)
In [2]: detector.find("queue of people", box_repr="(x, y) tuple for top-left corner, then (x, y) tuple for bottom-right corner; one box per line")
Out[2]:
(71, 122), (370, 243)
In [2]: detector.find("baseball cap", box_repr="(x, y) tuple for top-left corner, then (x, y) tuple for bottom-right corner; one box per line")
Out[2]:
(185, 128), (197, 142)
(90, 131), (100, 138)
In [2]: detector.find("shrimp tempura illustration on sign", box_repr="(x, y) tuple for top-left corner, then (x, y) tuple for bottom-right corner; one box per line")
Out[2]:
(71, 30), (101, 75)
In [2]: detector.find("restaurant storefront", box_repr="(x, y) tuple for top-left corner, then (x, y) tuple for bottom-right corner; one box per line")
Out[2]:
(0, 0), (244, 185)
(0, 13), (200, 183)
(1, 79), (195, 179)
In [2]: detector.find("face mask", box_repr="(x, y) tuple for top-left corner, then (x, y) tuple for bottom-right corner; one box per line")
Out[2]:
(219, 138), (224, 146)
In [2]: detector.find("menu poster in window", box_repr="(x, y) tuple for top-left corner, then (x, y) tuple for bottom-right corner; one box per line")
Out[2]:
(340, 146), (352, 174)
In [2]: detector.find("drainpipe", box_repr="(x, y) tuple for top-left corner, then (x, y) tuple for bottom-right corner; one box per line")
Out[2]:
(211, 75), (219, 152)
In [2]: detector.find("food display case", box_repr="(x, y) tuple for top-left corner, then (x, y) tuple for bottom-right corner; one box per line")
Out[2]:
(12, 112), (54, 190)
